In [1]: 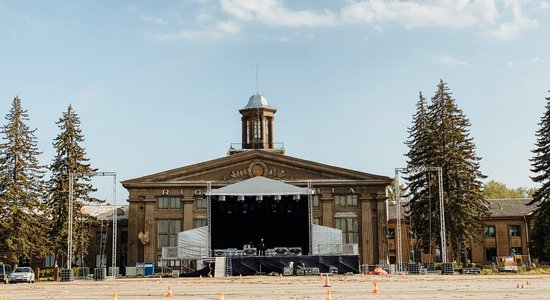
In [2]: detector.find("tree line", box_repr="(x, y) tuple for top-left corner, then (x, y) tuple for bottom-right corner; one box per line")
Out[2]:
(0, 96), (99, 267)
(404, 80), (550, 263)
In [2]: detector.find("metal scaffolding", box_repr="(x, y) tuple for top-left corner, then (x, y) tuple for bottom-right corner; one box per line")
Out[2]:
(67, 171), (117, 276)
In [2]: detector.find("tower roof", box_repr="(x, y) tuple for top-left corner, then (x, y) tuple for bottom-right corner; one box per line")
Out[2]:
(244, 94), (271, 109)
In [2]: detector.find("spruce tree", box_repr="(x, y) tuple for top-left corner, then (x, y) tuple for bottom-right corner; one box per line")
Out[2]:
(0, 96), (48, 265)
(530, 92), (550, 261)
(46, 104), (99, 267)
(405, 81), (488, 262)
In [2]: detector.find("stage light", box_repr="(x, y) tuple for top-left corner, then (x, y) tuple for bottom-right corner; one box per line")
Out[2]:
(274, 195), (281, 201)
(237, 195), (245, 201)
(219, 195), (226, 202)
(293, 194), (300, 201)
(256, 195), (263, 202)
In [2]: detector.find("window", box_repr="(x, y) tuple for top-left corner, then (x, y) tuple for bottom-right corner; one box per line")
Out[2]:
(96, 254), (106, 268)
(157, 219), (181, 249)
(44, 255), (55, 268)
(509, 225), (521, 237)
(312, 195), (320, 207)
(196, 196), (207, 209)
(196, 218), (207, 228)
(120, 231), (128, 244)
(511, 247), (522, 255)
(484, 225), (496, 238)
(387, 228), (395, 239)
(313, 217), (321, 225)
(335, 195), (358, 207)
(486, 247), (497, 262)
(335, 218), (359, 244)
(158, 197), (181, 209)
(96, 231), (107, 245)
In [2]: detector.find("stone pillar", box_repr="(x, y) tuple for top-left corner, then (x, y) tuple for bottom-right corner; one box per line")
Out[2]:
(377, 198), (389, 265)
(321, 193), (333, 227)
(144, 200), (155, 263)
(183, 195), (195, 231)
(361, 196), (373, 264)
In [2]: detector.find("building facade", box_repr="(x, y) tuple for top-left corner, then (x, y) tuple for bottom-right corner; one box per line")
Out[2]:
(387, 198), (536, 265)
(122, 93), (393, 267)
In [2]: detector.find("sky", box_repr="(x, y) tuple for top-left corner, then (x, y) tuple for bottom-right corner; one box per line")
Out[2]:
(0, 0), (549, 203)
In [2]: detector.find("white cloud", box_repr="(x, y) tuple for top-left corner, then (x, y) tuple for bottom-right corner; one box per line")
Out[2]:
(151, 20), (241, 41)
(220, 0), (337, 27)
(436, 55), (471, 66)
(141, 16), (165, 25)
(541, 1), (550, 10)
(484, 0), (537, 41)
(340, 0), (499, 29)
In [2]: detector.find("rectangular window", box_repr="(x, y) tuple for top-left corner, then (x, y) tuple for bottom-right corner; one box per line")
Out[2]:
(335, 217), (359, 244)
(157, 219), (181, 249)
(170, 197), (181, 209)
(313, 217), (320, 225)
(197, 196), (207, 209)
(158, 197), (169, 209)
(120, 231), (128, 244)
(335, 195), (358, 207)
(387, 228), (395, 239)
(96, 254), (106, 268)
(486, 247), (497, 262)
(96, 231), (107, 245)
(509, 225), (521, 237)
(312, 195), (320, 207)
(484, 225), (496, 238)
(44, 255), (55, 268)
(511, 247), (522, 255)
(196, 218), (207, 228)
(347, 195), (358, 206)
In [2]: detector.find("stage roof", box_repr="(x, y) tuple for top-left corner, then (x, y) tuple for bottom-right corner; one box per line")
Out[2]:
(208, 176), (310, 196)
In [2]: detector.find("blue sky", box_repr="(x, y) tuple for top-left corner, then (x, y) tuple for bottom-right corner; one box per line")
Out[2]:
(0, 0), (548, 203)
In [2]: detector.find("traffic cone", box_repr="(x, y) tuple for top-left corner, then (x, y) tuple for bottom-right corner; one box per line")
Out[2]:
(516, 283), (520, 288)
(166, 285), (173, 297)
(360, 272), (365, 279)
(113, 292), (118, 300)
(372, 281), (379, 294)
(199, 275), (203, 281)
(323, 274), (331, 287)
(325, 289), (332, 300)
(159, 274), (163, 282)
(521, 284), (524, 289)
(219, 291), (225, 300)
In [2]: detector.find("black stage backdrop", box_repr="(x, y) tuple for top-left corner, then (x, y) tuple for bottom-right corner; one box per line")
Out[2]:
(211, 195), (309, 254)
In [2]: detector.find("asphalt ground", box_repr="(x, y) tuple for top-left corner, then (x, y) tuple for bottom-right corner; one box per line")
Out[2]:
(1, 274), (549, 299)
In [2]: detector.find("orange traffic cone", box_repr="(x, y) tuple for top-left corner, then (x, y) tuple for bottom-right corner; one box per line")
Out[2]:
(372, 281), (379, 294)
(219, 291), (225, 300)
(166, 285), (173, 297)
(324, 274), (331, 287)
(325, 289), (332, 300)
(113, 292), (118, 300)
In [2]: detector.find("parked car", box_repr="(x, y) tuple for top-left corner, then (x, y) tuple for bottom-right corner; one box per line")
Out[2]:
(1, 264), (11, 284)
(9, 267), (35, 283)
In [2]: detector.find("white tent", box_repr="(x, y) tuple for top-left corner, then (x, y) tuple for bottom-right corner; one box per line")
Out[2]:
(177, 224), (343, 258)
(208, 176), (309, 196)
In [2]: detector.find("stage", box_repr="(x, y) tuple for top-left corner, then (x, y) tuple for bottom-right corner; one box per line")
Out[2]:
(226, 255), (359, 276)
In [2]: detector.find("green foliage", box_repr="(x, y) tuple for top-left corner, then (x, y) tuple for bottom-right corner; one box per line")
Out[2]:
(404, 80), (488, 263)
(0, 97), (49, 265)
(530, 93), (550, 261)
(45, 104), (100, 266)
(483, 180), (534, 199)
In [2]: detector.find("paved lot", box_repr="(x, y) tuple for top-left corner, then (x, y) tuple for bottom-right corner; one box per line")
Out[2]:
(1, 274), (550, 299)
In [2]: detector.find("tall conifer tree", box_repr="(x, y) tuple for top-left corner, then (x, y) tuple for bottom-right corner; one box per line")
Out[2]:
(46, 104), (99, 267)
(530, 93), (550, 261)
(0, 96), (48, 265)
(405, 81), (488, 262)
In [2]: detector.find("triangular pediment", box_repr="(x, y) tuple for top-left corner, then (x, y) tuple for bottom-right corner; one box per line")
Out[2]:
(122, 150), (390, 187)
